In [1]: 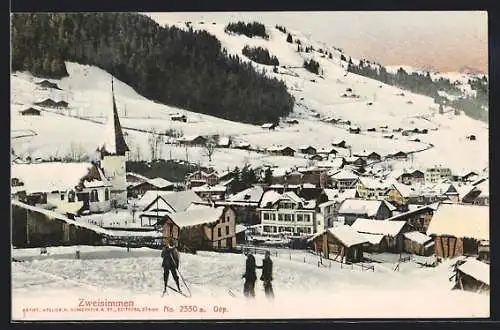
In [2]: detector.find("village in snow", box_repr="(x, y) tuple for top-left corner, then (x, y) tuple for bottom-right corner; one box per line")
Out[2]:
(10, 15), (489, 320)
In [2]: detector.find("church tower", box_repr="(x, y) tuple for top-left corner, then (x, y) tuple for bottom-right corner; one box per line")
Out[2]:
(98, 77), (129, 208)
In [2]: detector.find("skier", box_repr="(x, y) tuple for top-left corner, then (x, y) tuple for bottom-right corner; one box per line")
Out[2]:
(242, 253), (257, 298)
(162, 239), (181, 295)
(257, 251), (274, 298)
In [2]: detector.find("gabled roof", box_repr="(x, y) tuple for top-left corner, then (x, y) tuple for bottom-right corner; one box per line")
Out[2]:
(259, 190), (283, 208)
(126, 172), (150, 182)
(457, 258), (489, 286)
(169, 205), (226, 228)
(330, 169), (359, 180)
(98, 78), (129, 156)
(228, 185), (264, 203)
(192, 184), (227, 193)
(327, 226), (369, 247)
(426, 204), (489, 240)
(139, 190), (202, 212)
(386, 205), (434, 221)
(261, 123), (276, 128)
(338, 199), (392, 217)
(351, 218), (407, 236)
(147, 177), (174, 189)
(403, 231), (433, 244)
(358, 177), (390, 190)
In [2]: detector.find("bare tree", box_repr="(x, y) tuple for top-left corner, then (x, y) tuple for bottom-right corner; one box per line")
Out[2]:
(66, 142), (86, 162)
(148, 128), (164, 161)
(203, 138), (217, 162)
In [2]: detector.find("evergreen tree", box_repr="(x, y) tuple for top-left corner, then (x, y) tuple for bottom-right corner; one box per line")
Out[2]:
(286, 33), (293, 43)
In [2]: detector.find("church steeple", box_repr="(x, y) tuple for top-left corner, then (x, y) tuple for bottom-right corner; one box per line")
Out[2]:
(98, 77), (129, 157)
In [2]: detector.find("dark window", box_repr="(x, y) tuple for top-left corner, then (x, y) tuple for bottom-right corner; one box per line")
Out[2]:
(218, 228), (222, 237)
(226, 226), (229, 235)
(90, 190), (99, 202)
(60, 193), (65, 201)
(104, 189), (110, 201)
(217, 240), (221, 248)
(68, 190), (75, 203)
(227, 216), (230, 222)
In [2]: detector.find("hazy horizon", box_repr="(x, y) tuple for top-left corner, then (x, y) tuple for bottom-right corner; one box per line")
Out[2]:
(146, 11), (488, 74)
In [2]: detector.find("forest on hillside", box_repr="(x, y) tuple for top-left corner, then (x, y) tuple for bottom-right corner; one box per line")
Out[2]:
(11, 13), (295, 124)
(347, 59), (488, 122)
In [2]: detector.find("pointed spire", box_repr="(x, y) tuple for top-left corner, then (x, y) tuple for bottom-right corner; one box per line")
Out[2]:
(98, 75), (129, 157)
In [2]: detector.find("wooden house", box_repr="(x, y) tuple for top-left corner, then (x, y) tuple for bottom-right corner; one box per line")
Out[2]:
(332, 140), (347, 148)
(392, 151), (408, 160)
(403, 231), (434, 256)
(186, 169), (220, 188)
(36, 80), (62, 90)
(261, 123), (277, 130)
(128, 177), (174, 198)
(299, 146), (317, 155)
(267, 146), (296, 157)
(178, 135), (207, 146)
(34, 98), (59, 108)
(386, 205), (436, 233)
(466, 134), (476, 141)
(367, 152), (381, 162)
(169, 205), (237, 252)
(426, 204), (489, 259)
(308, 154), (324, 161)
(454, 258), (489, 293)
(192, 184), (227, 201)
(351, 218), (410, 253)
(349, 126), (361, 134)
(308, 226), (368, 263)
(56, 101), (69, 108)
(19, 107), (41, 116)
(329, 169), (359, 190)
(171, 114), (187, 122)
(337, 199), (395, 225)
(156, 215), (181, 246)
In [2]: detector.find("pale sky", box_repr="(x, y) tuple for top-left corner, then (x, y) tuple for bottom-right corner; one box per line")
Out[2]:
(146, 11), (488, 73)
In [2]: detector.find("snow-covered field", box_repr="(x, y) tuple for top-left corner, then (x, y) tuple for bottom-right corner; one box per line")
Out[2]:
(11, 246), (488, 320)
(10, 20), (488, 173)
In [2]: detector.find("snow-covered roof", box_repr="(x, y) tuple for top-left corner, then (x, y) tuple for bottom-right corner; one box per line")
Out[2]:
(105, 230), (163, 238)
(318, 200), (337, 208)
(139, 210), (171, 218)
(476, 180), (489, 197)
(261, 123), (276, 128)
(235, 224), (247, 234)
(192, 184), (227, 193)
(386, 205), (434, 221)
(282, 191), (303, 204)
(217, 136), (230, 145)
(137, 191), (175, 210)
(351, 218), (407, 236)
(259, 190), (284, 208)
(458, 259), (489, 286)
(330, 169), (359, 180)
(317, 159), (343, 168)
(302, 183), (316, 189)
(358, 177), (390, 190)
(228, 185), (264, 203)
(338, 199), (389, 217)
(11, 199), (109, 235)
(138, 190), (202, 213)
(126, 172), (150, 182)
(426, 204), (489, 240)
(327, 226), (369, 247)
(392, 182), (417, 198)
(272, 167), (290, 177)
(147, 177), (174, 189)
(170, 205), (226, 228)
(358, 233), (385, 245)
(403, 231), (433, 245)
(11, 162), (106, 194)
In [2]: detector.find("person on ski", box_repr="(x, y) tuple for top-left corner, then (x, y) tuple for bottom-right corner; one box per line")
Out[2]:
(162, 239), (181, 294)
(257, 250), (274, 298)
(242, 253), (257, 298)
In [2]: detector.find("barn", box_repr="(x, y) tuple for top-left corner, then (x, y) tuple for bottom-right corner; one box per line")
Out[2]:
(308, 225), (368, 263)
(19, 107), (41, 116)
(426, 204), (489, 259)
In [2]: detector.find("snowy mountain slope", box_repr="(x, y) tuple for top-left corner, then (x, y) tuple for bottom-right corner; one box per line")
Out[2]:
(10, 21), (488, 173)
(12, 247), (489, 319)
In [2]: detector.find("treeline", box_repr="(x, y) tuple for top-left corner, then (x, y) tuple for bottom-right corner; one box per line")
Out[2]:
(242, 45), (279, 66)
(347, 59), (488, 122)
(11, 13), (294, 124)
(126, 159), (199, 183)
(224, 21), (269, 39)
(275, 25), (287, 34)
(304, 59), (320, 74)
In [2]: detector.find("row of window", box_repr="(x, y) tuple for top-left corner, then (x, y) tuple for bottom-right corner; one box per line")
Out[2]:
(61, 189), (110, 203)
(262, 225), (313, 234)
(262, 212), (312, 222)
(217, 226), (231, 237)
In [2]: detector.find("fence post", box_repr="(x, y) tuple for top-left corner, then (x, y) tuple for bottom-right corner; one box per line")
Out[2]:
(329, 261), (331, 268)
(318, 261), (320, 268)
(303, 257), (306, 263)
(290, 254), (291, 260)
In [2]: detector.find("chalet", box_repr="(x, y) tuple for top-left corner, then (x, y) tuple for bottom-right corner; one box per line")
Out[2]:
(387, 183), (415, 207)
(337, 199), (395, 225)
(386, 205), (435, 233)
(171, 114), (187, 122)
(426, 204), (489, 259)
(261, 123), (277, 130)
(425, 166), (452, 184)
(186, 169), (220, 188)
(168, 205), (237, 251)
(403, 231), (434, 256)
(356, 177), (391, 200)
(297, 167), (328, 187)
(473, 180), (489, 206)
(217, 136), (232, 148)
(224, 185), (264, 225)
(56, 101), (69, 108)
(367, 152), (381, 162)
(36, 80), (62, 90)
(454, 258), (489, 293)
(11, 199), (107, 248)
(452, 170), (478, 183)
(407, 185), (447, 205)
(299, 146), (317, 155)
(128, 177), (175, 198)
(329, 169), (359, 190)
(317, 200), (338, 229)
(466, 134), (476, 141)
(285, 119), (299, 125)
(11, 162), (113, 215)
(391, 151), (408, 160)
(349, 126), (361, 134)
(34, 98), (59, 108)
(257, 190), (317, 236)
(19, 107), (41, 116)
(332, 139), (346, 148)
(192, 184), (227, 201)
(436, 182), (460, 203)
(126, 172), (150, 186)
(177, 135), (207, 146)
(344, 156), (366, 167)
(266, 146), (296, 157)
(308, 226), (368, 263)
(317, 147), (338, 157)
(351, 218), (410, 253)
(234, 142), (251, 150)
(308, 154), (324, 161)
(137, 190), (203, 226)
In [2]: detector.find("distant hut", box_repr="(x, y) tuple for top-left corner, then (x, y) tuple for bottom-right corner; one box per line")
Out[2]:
(19, 107), (41, 116)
